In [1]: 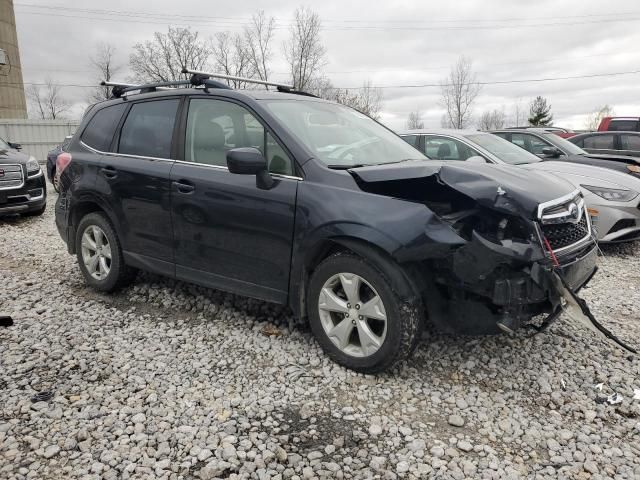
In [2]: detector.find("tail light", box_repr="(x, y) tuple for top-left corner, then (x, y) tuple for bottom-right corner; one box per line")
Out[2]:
(56, 152), (72, 176)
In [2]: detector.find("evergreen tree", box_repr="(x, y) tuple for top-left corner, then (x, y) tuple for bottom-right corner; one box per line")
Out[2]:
(528, 96), (553, 126)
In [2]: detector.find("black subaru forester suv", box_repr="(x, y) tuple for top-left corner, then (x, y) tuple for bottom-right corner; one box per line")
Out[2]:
(55, 73), (598, 373)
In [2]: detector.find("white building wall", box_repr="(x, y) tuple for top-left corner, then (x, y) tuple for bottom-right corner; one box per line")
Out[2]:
(0, 119), (80, 162)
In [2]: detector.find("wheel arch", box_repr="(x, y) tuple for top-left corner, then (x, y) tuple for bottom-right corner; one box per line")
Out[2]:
(290, 235), (423, 320)
(67, 195), (121, 254)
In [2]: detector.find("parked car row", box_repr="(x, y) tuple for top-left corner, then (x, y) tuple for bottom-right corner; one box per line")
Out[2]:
(400, 129), (640, 244)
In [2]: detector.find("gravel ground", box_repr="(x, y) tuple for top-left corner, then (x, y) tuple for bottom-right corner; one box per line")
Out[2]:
(1, 191), (639, 480)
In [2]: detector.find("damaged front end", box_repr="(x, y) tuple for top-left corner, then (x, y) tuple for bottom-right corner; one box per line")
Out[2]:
(350, 162), (598, 336)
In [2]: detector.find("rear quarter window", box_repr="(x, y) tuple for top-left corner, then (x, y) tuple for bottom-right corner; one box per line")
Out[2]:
(81, 103), (127, 151)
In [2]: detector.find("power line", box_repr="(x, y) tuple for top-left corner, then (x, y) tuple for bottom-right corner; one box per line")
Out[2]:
(14, 5), (640, 30)
(12, 69), (640, 90)
(15, 2), (640, 25)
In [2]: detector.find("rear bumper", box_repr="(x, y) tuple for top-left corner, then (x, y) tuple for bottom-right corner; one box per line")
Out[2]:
(0, 173), (47, 214)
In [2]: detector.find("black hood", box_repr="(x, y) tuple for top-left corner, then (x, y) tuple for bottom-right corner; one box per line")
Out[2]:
(580, 153), (640, 165)
(350, 160), (575, 219)
(0, 147), (30, 165)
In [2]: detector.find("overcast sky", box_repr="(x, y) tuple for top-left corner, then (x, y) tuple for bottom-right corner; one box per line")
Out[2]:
(13, 0), (640, 130)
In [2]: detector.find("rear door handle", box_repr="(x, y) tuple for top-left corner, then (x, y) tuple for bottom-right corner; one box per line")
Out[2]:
(100, 166), (117, 179)
(172, 180), (195, 194)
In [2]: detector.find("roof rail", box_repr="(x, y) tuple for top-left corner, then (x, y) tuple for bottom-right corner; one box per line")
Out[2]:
(182, 68), (294, 91)
(101, 80), (193, 98)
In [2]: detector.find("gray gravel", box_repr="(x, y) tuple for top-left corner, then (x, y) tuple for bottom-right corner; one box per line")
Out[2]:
(1, 191), (640, 480)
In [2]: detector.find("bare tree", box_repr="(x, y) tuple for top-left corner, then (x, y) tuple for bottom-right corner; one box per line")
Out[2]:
(585, 104), (615, 131)
(88, 42), (121, 103)
(406, 110), (424, 129)
(244, 11), (275, 84)
(333, 81), (384, 120)
(440, 56), (481, 129)
(306, 76), (335, 99)
(27, 78), (70, 119)
(285, 7), (326, 90)
(213, 32), (253, 88)
(511, 97), (526, 127)
(478, 109), (506, 130)
(129, 27), (211, 82)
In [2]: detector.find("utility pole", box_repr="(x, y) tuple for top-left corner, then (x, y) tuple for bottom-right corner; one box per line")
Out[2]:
(0, 0), (28, 119)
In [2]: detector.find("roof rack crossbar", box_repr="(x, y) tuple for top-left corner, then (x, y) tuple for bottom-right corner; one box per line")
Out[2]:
(182, 68), (294, 90)
(119, 80), (191, 95)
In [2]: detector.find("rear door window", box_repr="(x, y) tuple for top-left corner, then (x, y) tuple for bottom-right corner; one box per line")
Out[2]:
(510, 133), (551, 155)
(608, 120), (640, 131)
(620, 134), (640, 151)
(583, 134), (615, 150)
(81, 103), (127, 151)
(424, 136), (478, 161)
(401, 135), (419, 147)
(118, 99), (180, 159)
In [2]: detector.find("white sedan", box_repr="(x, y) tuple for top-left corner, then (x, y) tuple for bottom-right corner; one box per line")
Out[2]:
(398, 129), (640, 243)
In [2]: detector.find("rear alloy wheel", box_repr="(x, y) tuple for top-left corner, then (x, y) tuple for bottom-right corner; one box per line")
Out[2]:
(75, 213), (136, 292)
(81, 225), (112, 281)
(52, 170), (60, 192)
(308, 253), (422, 373)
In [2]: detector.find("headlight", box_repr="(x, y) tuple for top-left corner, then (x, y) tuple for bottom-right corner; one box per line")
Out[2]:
(26, 156), (41, 175)
(581, 185), (639, 202)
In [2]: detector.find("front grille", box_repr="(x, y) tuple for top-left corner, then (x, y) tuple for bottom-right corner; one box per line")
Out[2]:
(542, 215), (590, 250)
(0, 164), (24, 190)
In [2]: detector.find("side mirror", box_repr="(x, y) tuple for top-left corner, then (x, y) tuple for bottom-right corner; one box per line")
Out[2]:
(8, 142), (21, 151)
(465, 155), (487, 164)
(541, 147), (561, 158)
(227, 147), (274, 189)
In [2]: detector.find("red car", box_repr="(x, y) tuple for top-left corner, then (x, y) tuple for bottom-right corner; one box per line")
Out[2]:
(598, 117), (640, 132)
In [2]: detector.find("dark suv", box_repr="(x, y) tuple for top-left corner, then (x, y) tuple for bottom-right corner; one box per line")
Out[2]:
(55, 73), (598, 372)
(1, 137), (47, 216)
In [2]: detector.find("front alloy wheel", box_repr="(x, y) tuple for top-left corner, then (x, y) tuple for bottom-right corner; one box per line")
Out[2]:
(308, 252), (422, 373)
(318, 273), (387, 357)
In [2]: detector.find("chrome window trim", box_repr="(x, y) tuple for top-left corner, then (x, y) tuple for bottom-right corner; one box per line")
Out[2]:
(0, 164), (25, 191)
(80, 141), (303, 181)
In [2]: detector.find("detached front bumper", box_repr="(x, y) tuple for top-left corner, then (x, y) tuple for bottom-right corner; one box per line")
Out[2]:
(0, 172), (47, 215)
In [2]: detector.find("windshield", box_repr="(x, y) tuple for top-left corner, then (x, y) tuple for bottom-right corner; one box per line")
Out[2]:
(542, 133), (586, 155)
(465, 133), (541, 165)
(261, 100), (426, 167)
(0, 138), (9, 150)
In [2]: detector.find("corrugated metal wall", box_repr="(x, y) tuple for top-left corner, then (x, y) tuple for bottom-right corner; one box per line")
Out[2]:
(0, 119), (80, 162)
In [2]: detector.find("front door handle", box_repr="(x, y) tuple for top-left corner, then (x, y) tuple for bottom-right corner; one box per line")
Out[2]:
(172, 180), (195, 194)
(100, 166), (117, 179)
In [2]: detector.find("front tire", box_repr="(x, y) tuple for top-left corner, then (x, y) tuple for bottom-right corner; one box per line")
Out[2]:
(307, 252), (422, 374)
(75, 213), (136, 292)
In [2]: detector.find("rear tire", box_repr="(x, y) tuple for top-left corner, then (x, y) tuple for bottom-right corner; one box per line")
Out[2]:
(307, 252), (422, 374)
(52, 169), (60, 193)
(75, 212), (136, 292)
